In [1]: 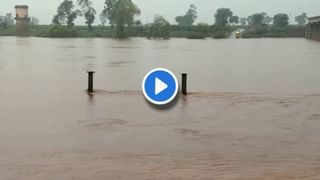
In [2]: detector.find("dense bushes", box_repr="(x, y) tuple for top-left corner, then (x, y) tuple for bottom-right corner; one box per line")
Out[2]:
(241, 25), (305, 38)
(147, 16), (171, 39)
(39, 25), (114, 38)
(186, 32), (206, 39)
(0, 25), (15, 36)
(44, 25), (78, 37)
(168, 24), (234, 39)
(0, 24), (305, 39)
(210, 25), (235, 39)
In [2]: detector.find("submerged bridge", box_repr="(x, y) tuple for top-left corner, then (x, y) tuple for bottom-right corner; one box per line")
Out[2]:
(306, 16), (320, 40)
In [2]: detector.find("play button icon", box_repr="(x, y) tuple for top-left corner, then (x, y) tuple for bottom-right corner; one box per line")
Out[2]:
(142, 68), (179, 105)
(155, 78), (168, 95)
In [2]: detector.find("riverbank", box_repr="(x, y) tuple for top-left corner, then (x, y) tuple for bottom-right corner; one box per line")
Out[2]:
(0, 25), (113, 38)
(0, 25), (307, 39)
(241, 25), (305, 38)
(0, 25), (233, 39)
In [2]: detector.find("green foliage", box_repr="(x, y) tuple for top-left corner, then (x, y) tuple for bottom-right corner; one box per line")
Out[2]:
(239, 18), (247, 26)
(46, 25), (78, 37)
(196, 23), (209, 36)
(0, 23), (306, 39)
(0, 13), (14, 29)
(175, 4), (198, 26)
(213, 8), (236, 38)
(129, 20), (144, 37)
(263, 16), (273, 24)
(0, 25), (15, 36)
(102, 0), (117, 25)
(186, 32), (206, 39)
(29, 17), (40, 25)
(175, 16), (184, 25)
(73, 25), (113, 37)
(229, 16), (239, 24)
(295, 13), (308, 25)
(184, 23), (209, 39)
(273, 13), (289, 27)
(134, 20), (142, 26)
(248, 13), (274, 26)
(148, 15), (170, 39)
(78, 0), (96, 29)
(52, 0), (78, 27)
(84, 7), (96, 29)
(99, 12), (107, 26)
(210, 25), (235, 39)
(248, 13), (266, 26)
(52, 15), (60, 25)
(242, 25), (305, 38)
(102, 0), (141, 39)
(214, 8), (233, 26)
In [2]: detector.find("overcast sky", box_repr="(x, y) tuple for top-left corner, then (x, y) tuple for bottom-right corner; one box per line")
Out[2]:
(1, 0), (319, 25)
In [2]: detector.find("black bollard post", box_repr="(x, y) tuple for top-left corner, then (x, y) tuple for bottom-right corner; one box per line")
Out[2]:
(181, 73), (187, 95)
(87, 71), (95, 93)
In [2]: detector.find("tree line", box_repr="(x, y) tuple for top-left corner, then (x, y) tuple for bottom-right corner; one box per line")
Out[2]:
(213, 8), (309, 27)
(49, 0), (310, 38)
(0, 13), (39, 29)
(0, 0), (310, 38)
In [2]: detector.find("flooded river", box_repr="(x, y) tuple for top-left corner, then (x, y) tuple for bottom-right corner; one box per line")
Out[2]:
(0, 37), (320, 179)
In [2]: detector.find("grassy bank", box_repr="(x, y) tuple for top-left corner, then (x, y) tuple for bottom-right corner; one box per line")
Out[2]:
(241, 25), (305, 38)
(0, 25), (114, 38)
(0, 25), (235, 39)
(0, 25), (305, 39)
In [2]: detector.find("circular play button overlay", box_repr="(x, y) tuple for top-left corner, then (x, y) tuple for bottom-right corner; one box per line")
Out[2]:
(142, 68), (179, 105)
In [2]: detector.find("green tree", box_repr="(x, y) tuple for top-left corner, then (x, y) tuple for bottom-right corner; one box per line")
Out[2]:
(263, 16), (273, 24)
(175, 4), (197, 26)
(295, 13), (308, 25)
(239, 17), (247, 26)
(99, 12), (107, 26)
(196, 23), (209, 36)
(273, 13), (289, 27)
(6, 13), (14, 25)
(248, 13), (266, 26)
(77, 0), (96, 29)
(102, 0), (117, 26)
(132, 20), (143, 36)
(84, 7), (96, 29)
(52, 0), (78, 27)
(0, 13), (14, 28)
(134, 20), (142, 26)
(229, 16), (239, 25)
(29, 17), (39, 25)
(0, 17), (4, 28)
(175, 16), (185, 25)
(47, 25), (78, 37)
(214, 8), (233, 26)
(148, 15), (170, 39)
(102, 0), (140, 39)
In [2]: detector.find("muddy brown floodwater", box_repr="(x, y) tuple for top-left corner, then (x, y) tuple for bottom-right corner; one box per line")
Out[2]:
(0, 37), (320, 179)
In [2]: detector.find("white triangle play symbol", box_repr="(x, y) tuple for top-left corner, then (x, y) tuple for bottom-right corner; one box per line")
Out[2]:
(155, 78), (168, 95)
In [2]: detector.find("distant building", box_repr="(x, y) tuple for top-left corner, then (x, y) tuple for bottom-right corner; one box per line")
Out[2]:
(15, 5), (29, 35)
(306, 16), (320, 41)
